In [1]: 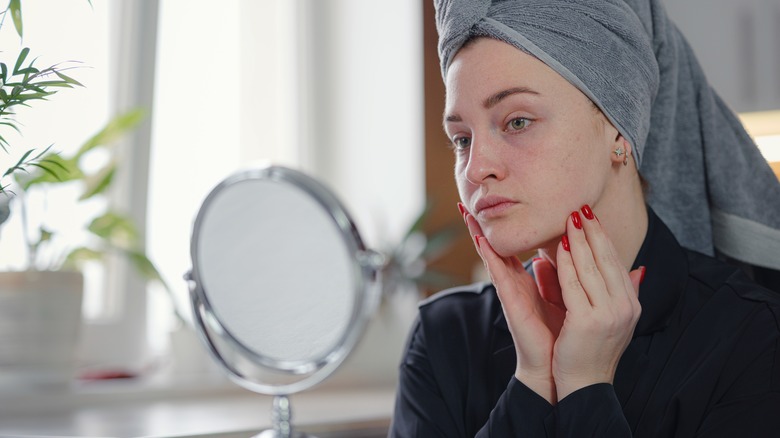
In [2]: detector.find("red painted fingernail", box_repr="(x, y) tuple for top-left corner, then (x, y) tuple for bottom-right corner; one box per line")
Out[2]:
(571, 211), (582, 229)
(639, 266), (646, 284)
(457, 203), (467, 223)
(581, 204), (595, 220)
(532, 257), (543, 263)
(474, 235), (481, 248)
(562, 235), (570, 251)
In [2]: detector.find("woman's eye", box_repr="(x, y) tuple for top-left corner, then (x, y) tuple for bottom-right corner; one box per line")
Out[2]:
(452, 136), (471, 150)
(507, 117), (530, 131)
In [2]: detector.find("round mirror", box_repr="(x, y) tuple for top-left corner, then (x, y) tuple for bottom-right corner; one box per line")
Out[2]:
(187, 166), (383, 437)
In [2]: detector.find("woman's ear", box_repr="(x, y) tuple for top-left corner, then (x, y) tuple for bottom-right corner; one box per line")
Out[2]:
(610, 133), (632, 167)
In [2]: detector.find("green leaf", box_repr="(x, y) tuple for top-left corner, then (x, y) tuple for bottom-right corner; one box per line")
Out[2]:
(25, 84), (47, 94)
(38, 157), (69, 174)
(13, 48), (30, 76)
(62, 247), (104, 269)
(54, 71), (84, 87)
(13, 148), (35, 167)
(27, 162), (59, 178)
(31, 144), (55, 161)
(126, 249), (166, 284)
(79, 163), (116, 200)
(4, 151), (34, 177)
(9, 0), (23, 39)
(19, 153), (81, 189)
(37, 226), (53, 244)
(405, 202), (432, 238)
(420, 225), (459, 261)
(0, 121), (22, 135)
(30, 225), (55, 258)
(30, 80), (72, 89)
(77, 109), (146, 158)
(88, 211), (137, 244)
(14, 91), (52, 102)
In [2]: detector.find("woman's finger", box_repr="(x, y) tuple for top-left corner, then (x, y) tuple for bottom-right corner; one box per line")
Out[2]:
(628, 267), (645, 294)
(627, 266), (645, 318)
(533, 257), (565, 309)
(565, 211), (610, 306)
(555, 238), (592, 312)
(462, 209), (515, 286)
(478, 235), (531, 291)
(579, 207), (630, 304)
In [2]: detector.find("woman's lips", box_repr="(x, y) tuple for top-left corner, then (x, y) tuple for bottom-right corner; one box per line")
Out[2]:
(474, 196), (517, 219)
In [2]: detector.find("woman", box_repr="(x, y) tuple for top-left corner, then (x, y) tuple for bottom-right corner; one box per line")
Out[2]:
(390, 0), (780, 436)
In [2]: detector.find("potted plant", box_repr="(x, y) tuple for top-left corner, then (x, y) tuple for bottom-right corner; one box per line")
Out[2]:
(0, 109), (174, 389)
(0, 0), (170, 389)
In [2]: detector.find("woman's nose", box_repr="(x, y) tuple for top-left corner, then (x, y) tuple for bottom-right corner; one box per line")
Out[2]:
(464, 135), (505, 184)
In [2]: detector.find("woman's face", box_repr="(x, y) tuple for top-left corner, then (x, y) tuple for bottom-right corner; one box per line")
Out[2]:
(444, 38), (618, 257)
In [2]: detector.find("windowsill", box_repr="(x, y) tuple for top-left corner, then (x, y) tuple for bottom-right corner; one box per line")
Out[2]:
(0, 291), (414, 437)
(0, 372), (396, 437)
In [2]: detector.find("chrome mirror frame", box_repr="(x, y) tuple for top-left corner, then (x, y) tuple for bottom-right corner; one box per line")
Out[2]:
(186, 165), (384, 436)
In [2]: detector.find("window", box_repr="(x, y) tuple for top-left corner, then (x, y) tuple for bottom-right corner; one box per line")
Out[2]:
(1, 0), (425, 379)
(739, 110), (780, 176)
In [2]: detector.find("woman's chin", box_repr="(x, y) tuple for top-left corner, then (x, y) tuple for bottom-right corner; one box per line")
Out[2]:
(484, 237), (536, 259)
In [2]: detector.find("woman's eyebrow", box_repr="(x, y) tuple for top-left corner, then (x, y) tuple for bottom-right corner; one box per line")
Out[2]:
(483, 87), (539, 109)
(443, 87), (540, 126)
(444, 113), (461, 124)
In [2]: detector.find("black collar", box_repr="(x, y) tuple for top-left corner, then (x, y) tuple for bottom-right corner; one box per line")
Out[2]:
(631, 207), (688, 336)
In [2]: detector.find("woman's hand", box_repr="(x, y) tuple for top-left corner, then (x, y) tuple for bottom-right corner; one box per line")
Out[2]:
(459, 203), (644, 403)
(551, 207), (643, 400)
(461, 204), (565, 404)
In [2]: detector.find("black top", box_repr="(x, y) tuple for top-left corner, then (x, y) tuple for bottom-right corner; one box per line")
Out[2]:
(389, 209), (780, 437)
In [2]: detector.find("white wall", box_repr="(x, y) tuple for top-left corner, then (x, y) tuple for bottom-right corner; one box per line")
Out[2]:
(295, 0), (426, 249)
(664, 0), (780, 113)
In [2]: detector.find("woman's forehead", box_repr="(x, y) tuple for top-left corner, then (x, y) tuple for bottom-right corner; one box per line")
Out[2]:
(444, 39), (576, 115)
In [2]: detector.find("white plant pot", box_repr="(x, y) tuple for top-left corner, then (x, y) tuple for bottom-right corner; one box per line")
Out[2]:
(0, 271), (84, 390)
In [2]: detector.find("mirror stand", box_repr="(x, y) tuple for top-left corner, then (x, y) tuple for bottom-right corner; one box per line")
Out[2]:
(254, 395), (312, 438)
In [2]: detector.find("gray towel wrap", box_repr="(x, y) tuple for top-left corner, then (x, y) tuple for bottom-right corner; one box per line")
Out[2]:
(435, 0), (780, 270)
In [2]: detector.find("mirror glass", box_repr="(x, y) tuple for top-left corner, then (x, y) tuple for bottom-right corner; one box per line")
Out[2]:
(196, 178), (354, 364)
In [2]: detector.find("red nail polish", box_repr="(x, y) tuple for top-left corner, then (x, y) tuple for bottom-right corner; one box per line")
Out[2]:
(562, 235), (570, 251)
(458, 203), (467, 224)
(639, 266), (646, 284)
(581, 204), (595, 220)
(532, 257), (543, 263)
(571, 211), (582, 230)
